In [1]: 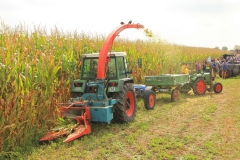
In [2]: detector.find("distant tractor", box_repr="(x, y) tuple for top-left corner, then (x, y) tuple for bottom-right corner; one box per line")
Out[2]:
(180, 62), (223, 95)
(219, 53), (240, 78)
(180, 71), (223, 95)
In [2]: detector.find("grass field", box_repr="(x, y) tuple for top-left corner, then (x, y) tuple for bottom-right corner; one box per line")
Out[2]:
(26, 76), (240, 160)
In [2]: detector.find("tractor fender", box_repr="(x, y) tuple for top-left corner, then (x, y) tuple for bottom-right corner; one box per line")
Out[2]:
(191, 74), (206, 82)
(107, 78), (134, 93)
(189, 77), (201, 87)
(132, 84), (153, 91)
(119, 78), (134, 91)
(145, 86), (153, 90)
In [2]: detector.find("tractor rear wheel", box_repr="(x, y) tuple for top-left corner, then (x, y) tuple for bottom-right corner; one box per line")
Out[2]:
(192, 78), (207, 95)
(112, 83), (136, 123)
(213, 82), (223, 93)
(143, 89), (156, 110)
(171, 89), (179, 101)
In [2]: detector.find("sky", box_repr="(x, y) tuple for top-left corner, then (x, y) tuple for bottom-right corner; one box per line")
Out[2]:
(1, 0), (240, 50)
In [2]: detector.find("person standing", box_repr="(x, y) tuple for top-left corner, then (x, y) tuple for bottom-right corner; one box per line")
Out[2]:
(181, 63), (190, 74)
(195, 61), (202, 73)
(215, 59), (220, 69)
(221, 59), (228, 79)
(212, 60), (218, 77)
(202, 60), (207, 72)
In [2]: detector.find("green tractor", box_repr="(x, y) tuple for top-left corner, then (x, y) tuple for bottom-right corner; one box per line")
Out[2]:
(70, 52), (142, 123)
(180, 62), (223, 95)
(39, 23), (156, 143)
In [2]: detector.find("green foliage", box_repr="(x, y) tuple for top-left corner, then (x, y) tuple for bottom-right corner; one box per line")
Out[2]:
(222, 46), (228, 51)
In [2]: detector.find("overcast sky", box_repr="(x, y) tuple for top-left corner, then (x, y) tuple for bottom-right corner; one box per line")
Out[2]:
(1, 0), (240, 50)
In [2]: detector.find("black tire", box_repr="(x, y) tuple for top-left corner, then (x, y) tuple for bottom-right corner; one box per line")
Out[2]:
(232, 67), (239, 75)
(226, 68), (232, 78)
(112, 83), (137, 123)
(213, 82), (223, 93)
(143, 90), (156, 110)
(171, 89), (179, 101)
(218, 69), (222, 78)
(192, 78), (207, 95)
(219, 68), (232, 78)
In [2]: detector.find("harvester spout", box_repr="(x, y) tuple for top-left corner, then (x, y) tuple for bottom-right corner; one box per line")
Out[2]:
(97, 23), (144, 80)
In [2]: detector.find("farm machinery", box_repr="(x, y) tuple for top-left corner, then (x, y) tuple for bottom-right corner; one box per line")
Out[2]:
(134, 62), (223, 102)
(180, 68), (223, 95)
(39, 22), (156, 143)
(219, 53), (240, 78)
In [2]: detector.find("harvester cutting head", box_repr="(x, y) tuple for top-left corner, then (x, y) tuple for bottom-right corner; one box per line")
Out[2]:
(39, 98), (91, 142)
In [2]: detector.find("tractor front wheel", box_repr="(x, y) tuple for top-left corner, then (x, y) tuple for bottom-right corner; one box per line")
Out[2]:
(143, 89), (156, 110)
(112, 83), (137, 123)
(192, 78), (207, 95)
(213, 82), (223, 93)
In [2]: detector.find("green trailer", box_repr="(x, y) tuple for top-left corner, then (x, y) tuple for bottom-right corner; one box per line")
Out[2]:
(141, 62), (223, 102)
(144, 74), (190, 101)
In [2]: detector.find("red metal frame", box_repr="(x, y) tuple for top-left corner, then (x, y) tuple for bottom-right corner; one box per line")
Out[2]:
(39, 101), (91, 142)
(97, 23), (144, 80)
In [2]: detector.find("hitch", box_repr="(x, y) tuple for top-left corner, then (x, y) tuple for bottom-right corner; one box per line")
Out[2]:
(39, 100), (91, 142)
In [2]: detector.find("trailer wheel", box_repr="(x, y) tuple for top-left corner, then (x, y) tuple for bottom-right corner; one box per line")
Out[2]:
(213, 82), (223, 93)
(192, 78), (206, 95)
(112, 83), (136, 123)
(143, 90), (156, 110)
(171, 89), (179, 101)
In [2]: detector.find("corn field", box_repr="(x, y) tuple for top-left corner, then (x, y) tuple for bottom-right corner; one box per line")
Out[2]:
(0, 22), (226, 158)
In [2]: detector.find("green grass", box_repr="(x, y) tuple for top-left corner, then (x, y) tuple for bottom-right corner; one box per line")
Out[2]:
(22, 76), (240, 160)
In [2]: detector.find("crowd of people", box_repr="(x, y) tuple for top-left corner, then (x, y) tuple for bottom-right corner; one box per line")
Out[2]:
(192, 58), (228, 79)
(181, 53), (237, 79)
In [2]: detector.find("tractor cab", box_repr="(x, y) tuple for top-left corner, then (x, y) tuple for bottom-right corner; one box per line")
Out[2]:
(71, 52), (133, 98)
(80, 52), (130, 81)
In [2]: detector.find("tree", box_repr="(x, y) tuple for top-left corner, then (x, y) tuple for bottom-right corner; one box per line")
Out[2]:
(214, 46), (219, 50)
(234, 45), (240, 51)
(222, 46), (228, 51)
